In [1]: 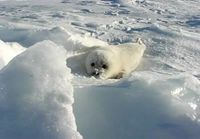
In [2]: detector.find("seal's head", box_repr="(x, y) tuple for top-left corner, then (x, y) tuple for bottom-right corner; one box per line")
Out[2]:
(85, 48), (118, 79)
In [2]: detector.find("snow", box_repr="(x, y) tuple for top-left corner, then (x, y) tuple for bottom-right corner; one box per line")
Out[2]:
(0, 0), (200, 139)
(74, 73), (200, 139)
(0, 41), (82, 139)
(101, 0), (136, 6)
(0, 40), (25, 69)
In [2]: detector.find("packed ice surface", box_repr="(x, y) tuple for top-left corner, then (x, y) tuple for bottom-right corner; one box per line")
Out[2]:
(0, 41), (82, 139)
(0, 0), (200, 139)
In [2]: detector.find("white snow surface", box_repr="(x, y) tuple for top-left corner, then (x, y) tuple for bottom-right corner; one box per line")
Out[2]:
(0, 40), (25, 69)
(0, 41), (82, 139)
(0, 0), (200, 139)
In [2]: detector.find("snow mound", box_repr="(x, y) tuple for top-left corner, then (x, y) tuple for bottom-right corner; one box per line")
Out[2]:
(74, 72), (200, 139)
(0, 40), (26, 70)
(0, 26), (107, 50)
(0, 27), (72, 47)
(0, 41), (82, 139)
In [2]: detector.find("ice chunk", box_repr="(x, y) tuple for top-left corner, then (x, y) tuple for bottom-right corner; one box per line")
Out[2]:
(0, 40), (82, 139)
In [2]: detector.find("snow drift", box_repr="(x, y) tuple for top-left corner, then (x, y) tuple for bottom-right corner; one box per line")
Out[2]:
(0, 40), (25, 70)
(0, 41), (82, 139)
(74, 72), (200, 139)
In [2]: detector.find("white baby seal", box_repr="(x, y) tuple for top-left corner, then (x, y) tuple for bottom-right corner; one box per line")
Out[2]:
(84, 38), (146, 79)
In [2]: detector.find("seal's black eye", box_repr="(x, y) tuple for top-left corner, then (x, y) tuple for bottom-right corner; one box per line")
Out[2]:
(91, 63), (95, 67)
(102, 64), (108, 69)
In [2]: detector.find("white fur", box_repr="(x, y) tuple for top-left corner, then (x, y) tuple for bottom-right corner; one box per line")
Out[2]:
(67, 38), (146, 79)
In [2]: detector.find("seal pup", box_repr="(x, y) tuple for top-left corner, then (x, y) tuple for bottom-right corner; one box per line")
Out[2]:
(83, 38), (146, 79)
